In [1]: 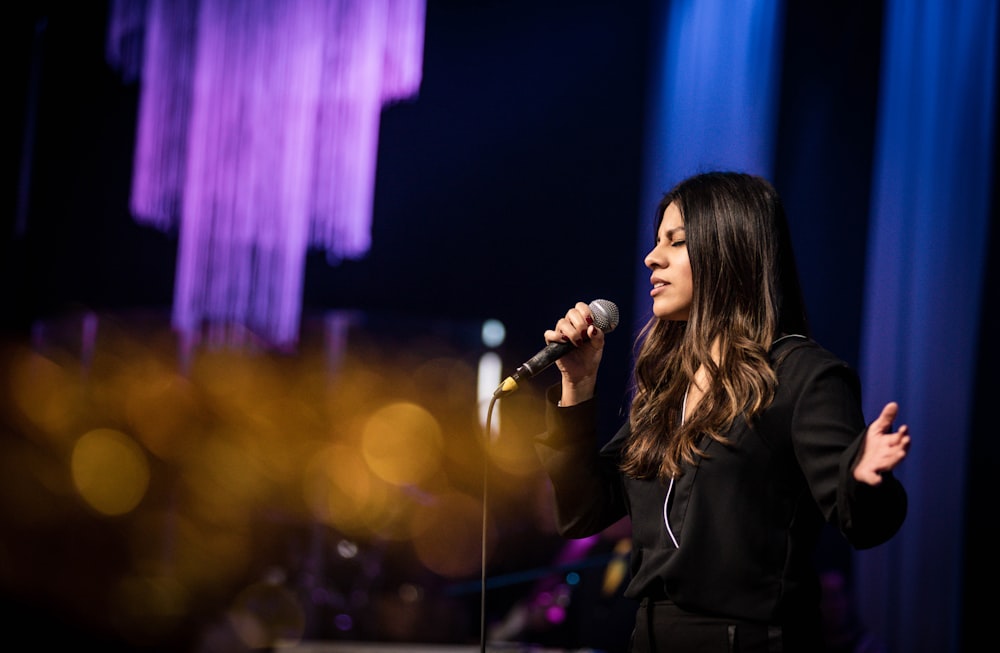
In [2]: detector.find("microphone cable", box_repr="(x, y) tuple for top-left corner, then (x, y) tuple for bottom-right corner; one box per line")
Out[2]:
(479, 392), (500, 653)
(477, 299), (616, 651)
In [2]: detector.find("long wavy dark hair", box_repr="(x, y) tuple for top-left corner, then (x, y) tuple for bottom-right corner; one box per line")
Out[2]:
(622, 171), (810, 481)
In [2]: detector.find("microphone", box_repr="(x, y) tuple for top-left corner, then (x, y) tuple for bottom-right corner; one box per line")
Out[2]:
(494, 299), (619, 398)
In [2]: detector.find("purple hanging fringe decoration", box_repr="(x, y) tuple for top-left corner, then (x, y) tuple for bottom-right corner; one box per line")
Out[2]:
(106, 0), (426, 349)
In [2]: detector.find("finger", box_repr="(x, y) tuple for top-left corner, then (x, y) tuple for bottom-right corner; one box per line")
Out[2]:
(873, 402), (900, 433)
(859, 469), (883, 486)
(569, 303), (593, 332)
(879, 401), (899, 423)
(543, 328), (564, 345)
(587, 325), (605, 348)
(556, 304), (587, 329)
(556, 317), (587, 345)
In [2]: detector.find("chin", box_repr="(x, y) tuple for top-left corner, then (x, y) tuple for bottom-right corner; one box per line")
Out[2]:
(652, 304), (689, 322)
(654, 311), (690, 322)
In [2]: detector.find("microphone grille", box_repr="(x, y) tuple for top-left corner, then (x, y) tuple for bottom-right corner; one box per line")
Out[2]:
(589, 299), (620, 334)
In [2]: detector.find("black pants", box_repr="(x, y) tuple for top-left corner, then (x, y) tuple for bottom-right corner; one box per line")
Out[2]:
(629, 598), (822, 653)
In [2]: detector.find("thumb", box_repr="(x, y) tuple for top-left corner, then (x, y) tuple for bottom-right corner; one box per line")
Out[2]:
(872, 401), (899, 434)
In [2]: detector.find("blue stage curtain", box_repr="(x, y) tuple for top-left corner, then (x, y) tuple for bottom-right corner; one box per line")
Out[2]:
(633, 0), (784, 323)
(640, 1), (996, 651)
(856, 1), (997, 651)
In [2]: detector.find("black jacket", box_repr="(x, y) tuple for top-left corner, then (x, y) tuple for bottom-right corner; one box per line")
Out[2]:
(534, 336), (907, 626)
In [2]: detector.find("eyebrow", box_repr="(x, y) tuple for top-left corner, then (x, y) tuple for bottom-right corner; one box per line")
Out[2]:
(663, 225), (685, 240)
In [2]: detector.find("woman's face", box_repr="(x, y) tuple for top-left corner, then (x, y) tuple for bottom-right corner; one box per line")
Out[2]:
(644, 201), (692, 321)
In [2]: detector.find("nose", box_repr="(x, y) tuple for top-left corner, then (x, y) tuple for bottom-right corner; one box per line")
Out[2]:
(644, 245), (663, 270)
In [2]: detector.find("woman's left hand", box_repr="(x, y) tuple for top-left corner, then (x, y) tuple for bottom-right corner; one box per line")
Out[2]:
(853, 401), (911, 485)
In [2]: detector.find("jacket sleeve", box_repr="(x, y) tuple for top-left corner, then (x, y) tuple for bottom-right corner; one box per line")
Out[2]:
(533, 384), (629, 538)
(788, 352), (908, 549)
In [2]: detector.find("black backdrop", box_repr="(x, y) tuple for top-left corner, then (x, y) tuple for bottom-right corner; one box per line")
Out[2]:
(4, 1), (997, 650)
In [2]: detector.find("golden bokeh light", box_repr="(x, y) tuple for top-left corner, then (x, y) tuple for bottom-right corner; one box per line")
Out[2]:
(486, 425), (544, 478)
(302, 442), (415, 539)
(123, 366), (202, 462)
(71, 428), (151, 516)
(361, 402), (444, 486)
(9, 347), (88, 447)
(0, 312), (546, 647)
(409, 490), (491, 578)
(179, 432), (273, 525)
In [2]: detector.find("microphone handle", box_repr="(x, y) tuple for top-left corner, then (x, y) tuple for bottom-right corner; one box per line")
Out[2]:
(515, 339), (574, 381)
(494, 339), (575, 398)
(494, 298), (618, 399)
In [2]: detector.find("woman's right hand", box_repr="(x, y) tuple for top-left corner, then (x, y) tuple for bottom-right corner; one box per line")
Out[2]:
(544, 301), (605, 406)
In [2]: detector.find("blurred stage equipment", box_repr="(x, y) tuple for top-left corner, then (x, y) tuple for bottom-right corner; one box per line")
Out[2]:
(105, 0), (426, 350)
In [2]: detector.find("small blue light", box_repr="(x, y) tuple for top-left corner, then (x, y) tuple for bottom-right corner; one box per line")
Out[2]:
(481, 319), (506, 348)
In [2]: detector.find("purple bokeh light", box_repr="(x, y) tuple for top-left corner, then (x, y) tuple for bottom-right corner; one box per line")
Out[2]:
(107, 0), (426, 349)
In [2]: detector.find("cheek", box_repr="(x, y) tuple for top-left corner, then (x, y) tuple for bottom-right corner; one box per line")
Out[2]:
(678, 262), (693, 289)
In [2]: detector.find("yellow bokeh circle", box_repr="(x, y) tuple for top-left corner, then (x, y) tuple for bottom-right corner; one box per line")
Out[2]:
(361, 402), (443, 486)
(71, 428), (150, 516)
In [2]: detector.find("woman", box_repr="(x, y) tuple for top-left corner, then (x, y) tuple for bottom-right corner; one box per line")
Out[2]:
(533, 171), (910, 652)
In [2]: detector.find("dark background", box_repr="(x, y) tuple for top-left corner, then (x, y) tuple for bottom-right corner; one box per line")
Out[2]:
(3, 1), (997, 650)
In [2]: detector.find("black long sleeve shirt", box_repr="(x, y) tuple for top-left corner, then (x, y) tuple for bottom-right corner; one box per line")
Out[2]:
(534, 337), (907, 627)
